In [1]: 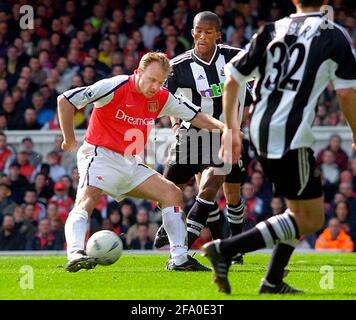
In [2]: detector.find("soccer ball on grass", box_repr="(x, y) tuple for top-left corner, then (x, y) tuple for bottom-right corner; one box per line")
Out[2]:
(86, 230), (123, 265)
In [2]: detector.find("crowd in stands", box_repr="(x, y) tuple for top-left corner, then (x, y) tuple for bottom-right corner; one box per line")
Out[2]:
(0, 0), (356, 252)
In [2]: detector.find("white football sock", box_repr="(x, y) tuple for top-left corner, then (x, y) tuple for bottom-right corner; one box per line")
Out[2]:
(65, 207), (88, 259)
(162, 206), (188, 265)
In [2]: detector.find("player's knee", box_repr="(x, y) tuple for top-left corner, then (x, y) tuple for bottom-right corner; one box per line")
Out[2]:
(226, 192), (240, 205)
(198, 186), (217, 200)
(311, 214), (324, 233)
(198, 179), (222, 200)
(162, 183), (183, 207)
(75, 189), (101, 213)
(298, 212), (324, 235)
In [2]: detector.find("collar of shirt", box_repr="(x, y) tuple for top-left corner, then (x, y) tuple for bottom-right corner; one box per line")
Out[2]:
(290, 12), (323, 18)
(128, 71), (140, 95)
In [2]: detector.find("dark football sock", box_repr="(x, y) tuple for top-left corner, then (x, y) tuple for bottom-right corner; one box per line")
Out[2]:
(265, 240), (298, 285)
(227, 199), (244, 236)
(187, 197), (214, 248)
(206, 202), (224, 240)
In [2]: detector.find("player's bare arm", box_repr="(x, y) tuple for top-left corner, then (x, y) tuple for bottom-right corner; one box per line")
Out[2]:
(336, 88), (356, 151)
(220, 75), (241, 164)
(170, 116), (180, 133)
(57, 94), (78, 152)
(190, 112), (224, 131)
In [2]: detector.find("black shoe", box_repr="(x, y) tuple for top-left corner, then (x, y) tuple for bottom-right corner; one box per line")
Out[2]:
(231, 253), (244, 265)
(201, 240), (231, 294)
(154, 225), (169, 248)
(166, 255), (211, 271)
(66, 250), (98, 272)
(259, 280), (303, 294)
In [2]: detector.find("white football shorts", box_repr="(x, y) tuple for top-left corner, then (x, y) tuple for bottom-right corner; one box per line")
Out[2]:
(77, 141), (157, 202)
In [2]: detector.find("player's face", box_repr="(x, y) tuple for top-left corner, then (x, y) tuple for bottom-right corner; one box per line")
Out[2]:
(192, 20), (221, 57)
(137, 62), (166, 98)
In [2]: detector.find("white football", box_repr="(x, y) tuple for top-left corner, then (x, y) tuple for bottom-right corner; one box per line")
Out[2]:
(86, 230), (123, 265)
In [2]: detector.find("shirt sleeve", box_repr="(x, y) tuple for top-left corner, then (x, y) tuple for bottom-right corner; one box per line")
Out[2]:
(330, 27), (356, 90)
(159, 92), (201, 122)
(164, 67), (179, 94)
(225, 23), (273, 84)
(62, 75), (129, 109)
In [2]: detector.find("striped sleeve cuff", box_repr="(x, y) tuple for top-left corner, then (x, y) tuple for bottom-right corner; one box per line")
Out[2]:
(225, 63), (247, 85)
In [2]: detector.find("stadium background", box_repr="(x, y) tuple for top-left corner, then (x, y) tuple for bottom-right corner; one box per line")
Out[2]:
(0, 0), (355, 253)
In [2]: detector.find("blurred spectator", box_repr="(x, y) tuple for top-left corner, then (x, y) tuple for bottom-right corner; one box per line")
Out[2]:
(0, 215), (26, 250)
(321, 149), (340, 184)
(19, 108), (42, 130)
(26, 218), (63, 250)
(45, 151), (67, 182)
(129, 223), (154, 250)
(2, 95), (22, 129)
(334, 200), (356, 245)
(0, 131), (15, 172)
(7, 162), (28, 204)
(60, 175), (77, 201)
(315, 218), (354, 252)
(31, 172), (54, 205)
(350, 158), (356, 192)
(14, 150), (35, 183)
(49, 181), (74, 225)
(0, 112), (7, 130)
(139, 11), (162, 50)
(31, 92), (55, 126)
(339, 182), (356, 215)
(242, 182), (265, 223)
(250, 170), (273, 219)
(98, 39), (114, 68)
(126, 207), (159, 247)
(182, 184), (197, 213)
(29, 57), (47, 86)
(0, 183), (17, 224)
(23, 189), (46, 223)
(106, 207), (123, 236)
(13, 205), (36, 239)
(11, 85), (25, 111)
(316, 134), (349, 171)
(119, 200), (136, 232)
(270, 197), (286, 216)
(49, 215), (65, 249)
(20, 137), (43, 168)
(46, 202), (58, 220)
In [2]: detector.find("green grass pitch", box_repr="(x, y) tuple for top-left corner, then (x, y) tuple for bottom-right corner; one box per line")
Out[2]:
(1, 253), (356, 300)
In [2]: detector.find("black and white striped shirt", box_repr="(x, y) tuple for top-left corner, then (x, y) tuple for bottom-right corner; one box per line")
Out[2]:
(226, 12), (356, 159)
(165, 44), (252, 128)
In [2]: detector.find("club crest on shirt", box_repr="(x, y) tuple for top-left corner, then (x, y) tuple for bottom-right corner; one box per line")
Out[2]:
(220, 67), (225, 77)
(84, 88), (94, 99)
(147, 100), (158, 112)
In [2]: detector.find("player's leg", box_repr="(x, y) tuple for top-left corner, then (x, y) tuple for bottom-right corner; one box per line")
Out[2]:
(223, 182), (245, 264)
(259, 149), (324, 293)
(65, 185), (102, 272)
(65, 143), (105, 272)
(125, 172), (210, 271)
(259, 197), (324, 293)
(202, 197), (322, 293)
(202, 148), (322, 293)
(153, 182), (186, 249)
(186, 167), (225, 248)
(153, 163), (197, 249)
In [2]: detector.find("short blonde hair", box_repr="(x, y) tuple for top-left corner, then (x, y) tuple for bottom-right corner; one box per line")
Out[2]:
(138, 52), (172, 78)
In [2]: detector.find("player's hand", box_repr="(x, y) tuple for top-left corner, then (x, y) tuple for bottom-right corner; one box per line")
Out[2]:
(219, 126), (241, 164)
(62, 139), (78, 152)
(353, 134), (356, 153)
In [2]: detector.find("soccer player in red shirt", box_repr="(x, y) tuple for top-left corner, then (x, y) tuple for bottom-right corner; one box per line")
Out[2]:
(58, 52), (224, 272)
